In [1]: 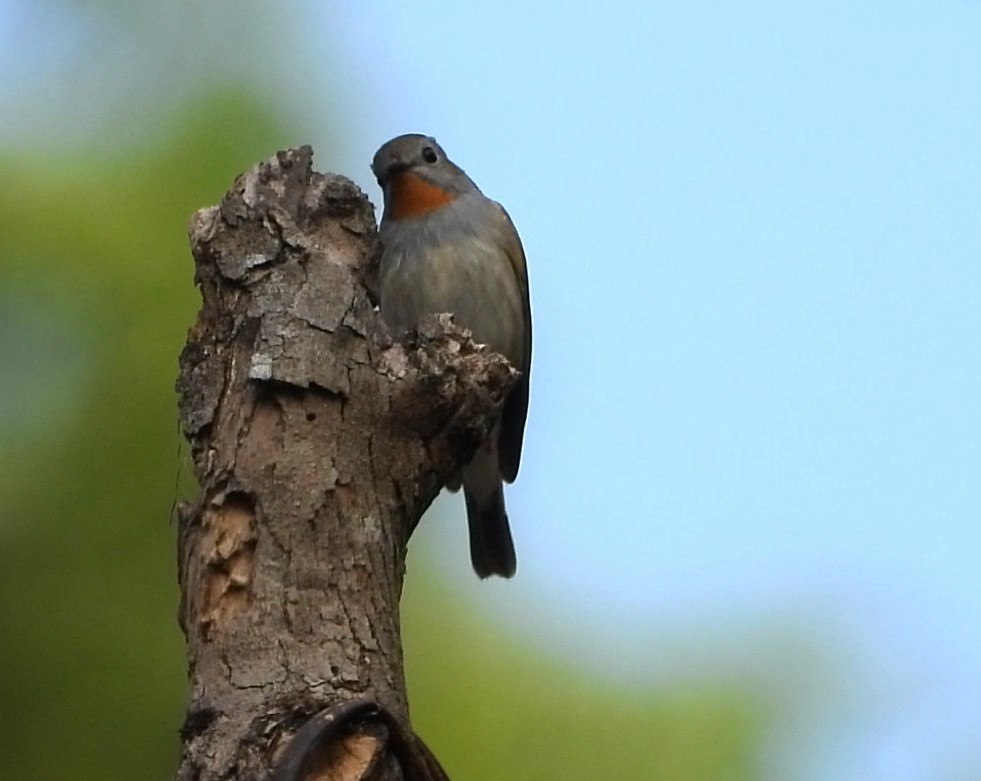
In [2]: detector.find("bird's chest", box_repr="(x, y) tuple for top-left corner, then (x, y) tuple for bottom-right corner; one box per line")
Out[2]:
(379, 223), (491, 315)
(377, 221), (521, 360)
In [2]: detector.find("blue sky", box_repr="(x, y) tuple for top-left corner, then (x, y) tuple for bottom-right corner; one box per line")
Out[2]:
(3, 1), (980, 779)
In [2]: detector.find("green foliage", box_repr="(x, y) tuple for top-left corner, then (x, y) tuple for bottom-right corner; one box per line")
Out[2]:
(404, 575), (764, 781)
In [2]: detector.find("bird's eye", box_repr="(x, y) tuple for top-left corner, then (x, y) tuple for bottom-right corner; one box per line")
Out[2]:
(421, 146), (438, 164)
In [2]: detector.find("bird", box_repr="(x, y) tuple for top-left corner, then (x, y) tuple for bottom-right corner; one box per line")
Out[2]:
(372, 133), (531, 578)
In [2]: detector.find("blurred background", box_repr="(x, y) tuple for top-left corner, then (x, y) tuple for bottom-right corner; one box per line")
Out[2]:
(1, 2), (979, 779)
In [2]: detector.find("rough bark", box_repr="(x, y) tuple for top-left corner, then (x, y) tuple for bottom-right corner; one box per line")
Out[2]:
(174, 147), (516, 781)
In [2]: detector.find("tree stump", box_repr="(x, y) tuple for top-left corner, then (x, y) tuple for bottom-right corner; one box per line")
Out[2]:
(174, 147), (516, 781)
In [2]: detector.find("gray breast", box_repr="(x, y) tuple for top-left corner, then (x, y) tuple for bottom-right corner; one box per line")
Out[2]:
(379, 195), (525, 365)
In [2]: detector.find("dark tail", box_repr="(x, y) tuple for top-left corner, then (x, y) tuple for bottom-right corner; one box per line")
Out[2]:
(464, 484), (517, 579)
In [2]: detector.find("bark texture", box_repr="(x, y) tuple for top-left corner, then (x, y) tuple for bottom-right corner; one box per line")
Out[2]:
(174, 147), (516, 781)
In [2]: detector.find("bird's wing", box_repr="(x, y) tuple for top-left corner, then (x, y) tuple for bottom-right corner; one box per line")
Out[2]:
(493, 203), (532, 483)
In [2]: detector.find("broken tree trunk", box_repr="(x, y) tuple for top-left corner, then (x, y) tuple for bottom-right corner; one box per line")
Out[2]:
(174, 147), (516, 781)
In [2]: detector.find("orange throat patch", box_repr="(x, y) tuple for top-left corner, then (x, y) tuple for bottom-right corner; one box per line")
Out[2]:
(386, 171), (457, 219)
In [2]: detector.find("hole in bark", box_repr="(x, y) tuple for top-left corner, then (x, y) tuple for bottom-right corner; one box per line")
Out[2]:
(197, 491), (258, 639)
(306, 411), (317, 421)
(179, 706), (218, 740)
(305, 732), (381, 781)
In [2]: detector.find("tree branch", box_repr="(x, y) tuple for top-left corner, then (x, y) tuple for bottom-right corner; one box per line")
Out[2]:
(174, 146), (516, 781)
